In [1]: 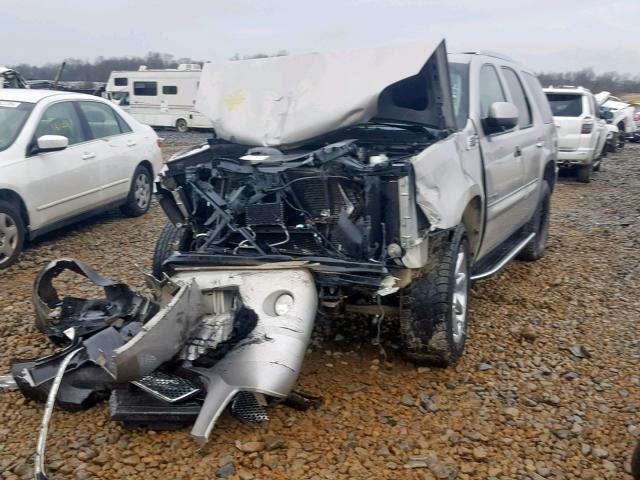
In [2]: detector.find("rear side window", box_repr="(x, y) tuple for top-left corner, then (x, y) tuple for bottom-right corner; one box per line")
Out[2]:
(114, 78), (128, 86)
(162, 85), (178, 95)
(545, 94), (583, 117)
(522, 73), (553, 124)
(34, 101), (88, 145)
(78, 102), (123, 139)
(479, 64), (506, 119)
(134, 81), (157, 96)
(501, 68), (532, 128)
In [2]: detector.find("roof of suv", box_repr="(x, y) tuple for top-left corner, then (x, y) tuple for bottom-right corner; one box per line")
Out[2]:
(0, 89), (87, 103)
(543, 86), (592, 95)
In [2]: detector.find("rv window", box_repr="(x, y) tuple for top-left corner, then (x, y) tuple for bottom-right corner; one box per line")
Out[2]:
(114, 78), (128, 87)
(134, 81), (157, 96)
(78, 101), (124, 139)
(163, 85), (178, 95)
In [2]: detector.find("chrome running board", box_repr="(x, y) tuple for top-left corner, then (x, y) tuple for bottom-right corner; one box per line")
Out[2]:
(471, 232), (536, 281)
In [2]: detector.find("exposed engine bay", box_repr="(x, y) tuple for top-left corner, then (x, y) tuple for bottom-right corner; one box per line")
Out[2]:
(156, 124), (444, 290)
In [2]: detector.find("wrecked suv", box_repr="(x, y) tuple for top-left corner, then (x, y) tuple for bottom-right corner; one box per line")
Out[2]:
(10, 42), (557, 456)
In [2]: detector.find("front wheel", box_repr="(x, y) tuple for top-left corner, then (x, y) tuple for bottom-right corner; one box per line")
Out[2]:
(152, 222), (189, 278)
(399, 226), (470, 366)
(0, 201), (25, 270)
(121, 165), (152, 217)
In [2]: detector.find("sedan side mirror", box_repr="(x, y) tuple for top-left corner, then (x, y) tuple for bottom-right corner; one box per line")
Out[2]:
(35, 135), (69, 153)
(485, 102), (518, 134)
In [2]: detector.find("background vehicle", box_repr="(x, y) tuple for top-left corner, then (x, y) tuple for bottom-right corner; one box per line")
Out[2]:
(104, 64), (213, 132)
(0, 66), (28, 89)
(544, 86), (607, 182)
(0, 89), (163, 269)
(595, 91), (638, 142)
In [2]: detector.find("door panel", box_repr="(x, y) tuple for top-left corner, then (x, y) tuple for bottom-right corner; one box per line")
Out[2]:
(78, 101), (138, 203)
(476, 64), (526, 256)
(30, 101), (102, 228)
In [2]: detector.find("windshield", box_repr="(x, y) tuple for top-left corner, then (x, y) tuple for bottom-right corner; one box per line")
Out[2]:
(0, 100), (34, 151)
(546, 93), (583, 117)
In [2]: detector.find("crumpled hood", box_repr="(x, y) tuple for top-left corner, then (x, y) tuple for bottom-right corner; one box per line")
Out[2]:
(196, 40), (454, 148)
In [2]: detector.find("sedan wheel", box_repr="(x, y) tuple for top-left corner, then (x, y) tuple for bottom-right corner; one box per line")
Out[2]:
(134, 172), (151, 210)
(0, 200), (25, 269)
(0, 213), (18, 263)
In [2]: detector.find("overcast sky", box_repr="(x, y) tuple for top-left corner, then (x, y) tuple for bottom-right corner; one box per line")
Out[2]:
(3, 0), (640, 74)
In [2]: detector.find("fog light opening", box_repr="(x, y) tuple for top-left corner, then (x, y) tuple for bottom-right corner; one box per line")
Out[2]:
(274, 294), (294, 316)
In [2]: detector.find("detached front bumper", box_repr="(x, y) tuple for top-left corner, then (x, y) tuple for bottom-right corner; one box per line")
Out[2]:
(171, 268), (318, 442)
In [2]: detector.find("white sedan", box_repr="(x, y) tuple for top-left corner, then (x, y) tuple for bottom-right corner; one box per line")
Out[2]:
(0, 89), (163, 269)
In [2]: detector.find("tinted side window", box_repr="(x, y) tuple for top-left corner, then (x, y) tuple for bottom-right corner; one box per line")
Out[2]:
(501, 67), (532, 127)
(114, 78), (128, 86)
(134, 81), (157, 96)
(34, 102), (87, 145)
(522, 73), (553, 124)
(479, 64), (506, 120)
(162, 85), (178, 95)
(78, 102), (122, 139)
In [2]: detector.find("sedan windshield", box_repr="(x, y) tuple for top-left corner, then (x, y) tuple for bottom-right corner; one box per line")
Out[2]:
(0, 100), (34, 151)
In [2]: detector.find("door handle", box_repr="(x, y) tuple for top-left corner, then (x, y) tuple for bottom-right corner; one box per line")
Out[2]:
(535, 141), (544, 148)
(127, 140), (137, 147)
(514, 146), (522, 157)
(81, 153), (96, 160)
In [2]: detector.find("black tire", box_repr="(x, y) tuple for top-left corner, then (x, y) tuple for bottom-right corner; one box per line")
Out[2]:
(399, 226), (470, 367)
(176, 118), (189, 133)
(152, 222), (187, 278)
(593, 160), (601, 172)
(121, 165), (152, 217)
(632, 440), (640, 480)
(615, 134), (625, 152)
(576, 164), (592, 183)
(518, 181), (551, 261)
(0, 200), (25, 270)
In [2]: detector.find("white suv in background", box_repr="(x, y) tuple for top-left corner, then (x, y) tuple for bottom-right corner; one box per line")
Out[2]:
(544, 86), (607, 183)
(0, 89), (163, 269)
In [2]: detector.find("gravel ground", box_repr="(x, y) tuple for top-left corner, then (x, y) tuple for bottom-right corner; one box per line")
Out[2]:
(0, 139), (639, 480)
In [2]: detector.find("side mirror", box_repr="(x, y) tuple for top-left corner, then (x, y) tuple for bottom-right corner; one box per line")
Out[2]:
(485, 102), (518, 134)
(602, 110), (613, 120)
(35, 135), (68, 153)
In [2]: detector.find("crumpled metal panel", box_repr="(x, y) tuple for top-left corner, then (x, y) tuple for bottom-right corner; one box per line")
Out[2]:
(169, 268), (317, 443)
(109, 279), (205, 382)
(196, 40), (452, 148)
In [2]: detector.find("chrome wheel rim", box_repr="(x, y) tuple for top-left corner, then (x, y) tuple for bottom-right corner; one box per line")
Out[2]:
(134, 173), (151, 210)
(451, 247), (468, 345)
(0, 213), (19, 265)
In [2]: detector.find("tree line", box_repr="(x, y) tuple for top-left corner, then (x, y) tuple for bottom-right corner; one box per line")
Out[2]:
(10, 53), (640, 94)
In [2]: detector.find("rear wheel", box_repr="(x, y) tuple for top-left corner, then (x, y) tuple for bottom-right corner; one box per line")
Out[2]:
(518, 181), (551, 261)
(0, 200), (25, 270)
(399, 226), (470, 367)
(176, 118), (189, 133)
(121, 165), (152, 217)
(576, 164), (593, 183)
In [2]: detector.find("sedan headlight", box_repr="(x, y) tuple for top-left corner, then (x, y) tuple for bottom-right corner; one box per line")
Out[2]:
(274, 294), (294, 316)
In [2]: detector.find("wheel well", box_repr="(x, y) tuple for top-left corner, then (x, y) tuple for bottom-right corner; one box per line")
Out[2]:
(461, 196), (482, 258)
(617, 121), (625, 132)
(543, 161), (556, 193)
(0, 189), (30, 229)
(138, 160), (154, 177)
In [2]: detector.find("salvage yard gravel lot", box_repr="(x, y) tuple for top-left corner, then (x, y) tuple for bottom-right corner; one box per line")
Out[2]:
(1, 134), (639, 480)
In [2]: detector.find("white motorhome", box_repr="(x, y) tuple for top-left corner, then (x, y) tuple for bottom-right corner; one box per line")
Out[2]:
(105, 64), (213, 132)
